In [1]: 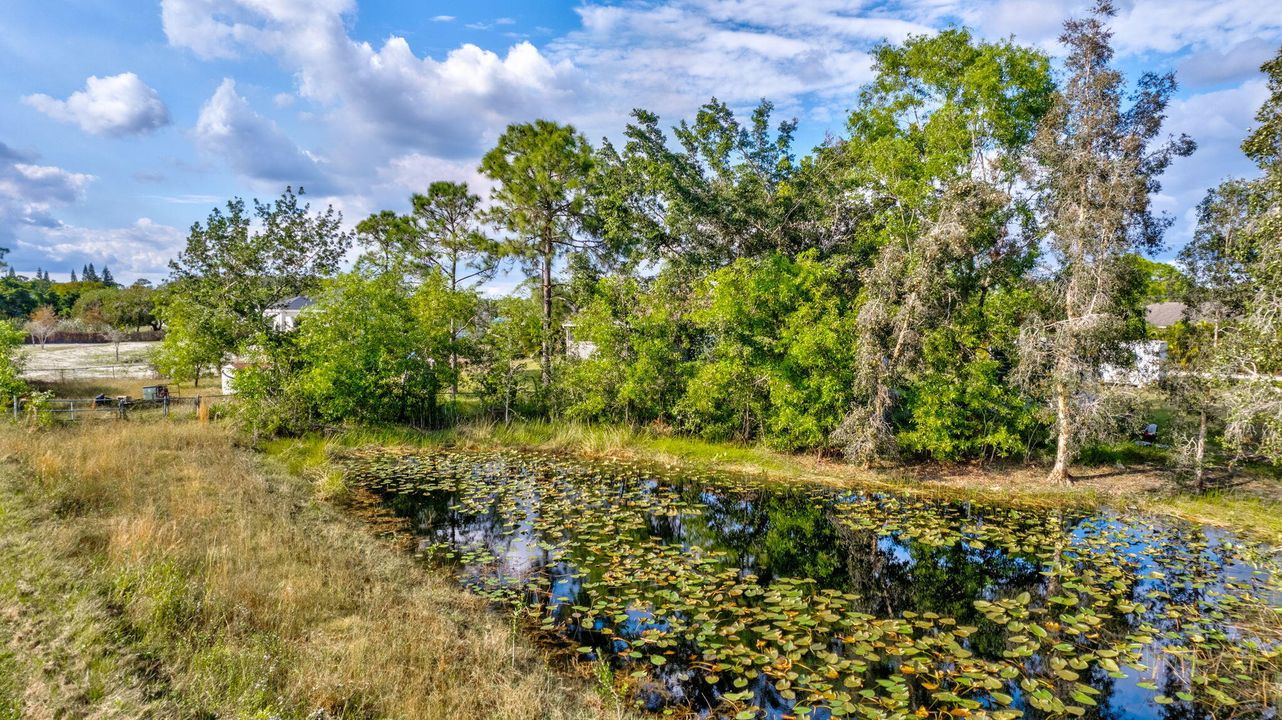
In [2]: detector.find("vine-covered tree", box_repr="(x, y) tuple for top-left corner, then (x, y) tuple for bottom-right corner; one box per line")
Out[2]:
(832, 28), (1054, 463)
(1213, 47), (1282, 465)
(1019, 1), (1195, 484)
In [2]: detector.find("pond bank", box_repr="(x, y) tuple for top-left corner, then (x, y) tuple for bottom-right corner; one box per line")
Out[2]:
(293, 420), (1282, 544)
(0, 422), (617, 719)
(333, 443), (1282, 719)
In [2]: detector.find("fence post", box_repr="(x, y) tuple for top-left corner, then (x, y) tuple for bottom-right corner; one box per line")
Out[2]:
(163, 396), (169, 418)
(197, 395), (209, 424)
(12, 396), (17, 421)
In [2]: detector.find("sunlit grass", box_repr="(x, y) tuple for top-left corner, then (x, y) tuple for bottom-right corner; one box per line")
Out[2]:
(0, 421), (614, 719)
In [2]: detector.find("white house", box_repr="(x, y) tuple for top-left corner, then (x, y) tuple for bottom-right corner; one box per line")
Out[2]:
(1101, 340), (1168, 386)
(563, 322), (597, 360)
(264, 296), (314, 331)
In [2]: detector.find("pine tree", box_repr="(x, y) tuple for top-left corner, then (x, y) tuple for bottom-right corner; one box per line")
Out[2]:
(84, 263), (99, 283)
(70, 269), (77, 282)
(102, 265), (115, 286)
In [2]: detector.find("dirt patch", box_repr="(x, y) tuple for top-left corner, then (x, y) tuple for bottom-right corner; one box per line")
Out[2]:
(19, 342), (161, 380)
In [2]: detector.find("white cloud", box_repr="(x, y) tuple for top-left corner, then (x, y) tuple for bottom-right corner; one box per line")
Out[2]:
(163, 0), (582, 163)
(1148, 78), (1270, 256)
(1178, 38), (1276, 88)
(942, 0), (1282, 59)
(17, 218), (185, 277)
(0, 141), (94, 244)
(0, 142), (180, 280)
(195, 78), (333, 192)
(549, 1), (891, 123)
(24, 73), (170, 137)
(432, 15), (455, 22)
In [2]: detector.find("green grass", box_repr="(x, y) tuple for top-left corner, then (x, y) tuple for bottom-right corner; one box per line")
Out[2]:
(0, 421), (615, 719)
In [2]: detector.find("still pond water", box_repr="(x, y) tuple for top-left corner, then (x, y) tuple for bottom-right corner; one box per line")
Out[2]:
(342, 448), (1282, 720)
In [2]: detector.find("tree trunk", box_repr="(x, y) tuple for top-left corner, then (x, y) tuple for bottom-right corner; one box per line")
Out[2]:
(1048, 382), (1073, 485)
(540, 238), (553, 388)
(449, 258), (459, 408)
(1194, 409), (1207, 493)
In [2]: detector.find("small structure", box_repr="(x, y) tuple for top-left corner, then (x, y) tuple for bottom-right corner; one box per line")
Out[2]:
(1145, 301), (1187, 329)
(142, 384), (169, 401)
(563, 322), (597, 360)
(1102, 340), (1168, 386)
(219, 361), (254, 395)
(264, 296), (314, 331)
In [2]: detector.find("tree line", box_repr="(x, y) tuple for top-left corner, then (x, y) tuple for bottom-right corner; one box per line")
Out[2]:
(26, 3), (1277, 484)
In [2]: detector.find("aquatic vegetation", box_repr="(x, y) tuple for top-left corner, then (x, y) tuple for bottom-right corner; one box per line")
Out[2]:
(342, 448), (1282, 719)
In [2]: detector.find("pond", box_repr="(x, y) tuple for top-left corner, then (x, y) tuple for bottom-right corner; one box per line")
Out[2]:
(341, 447), (1282, 719)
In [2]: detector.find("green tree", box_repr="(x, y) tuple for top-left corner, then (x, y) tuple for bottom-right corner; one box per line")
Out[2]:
(1173, 47), (1282, 468)
(481, 121), (596, 389)
(677, 251), (857, 450)
(474, 293), (543, 422)
(1020, 1), (1194, 484)
(152, 293), (229, 386)
(0, 319), (27, 404)
(410, 182), (500, 403)
(286, 272), (442, 428)
(593, 99), (831, 269)
(559, 271), (692, 425)
(167, 186), (351, 363)
(355, 210), (415, 276)
(832, 27), (1054, 462)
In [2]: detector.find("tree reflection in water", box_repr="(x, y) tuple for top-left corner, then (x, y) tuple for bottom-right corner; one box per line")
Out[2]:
(347, 448), (1282, 720)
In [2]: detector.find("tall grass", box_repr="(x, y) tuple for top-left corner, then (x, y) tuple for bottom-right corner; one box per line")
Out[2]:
(0, 422), (612, 719)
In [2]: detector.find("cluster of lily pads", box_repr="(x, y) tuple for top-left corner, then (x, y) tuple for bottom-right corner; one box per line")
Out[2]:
(341, 448), (1282, 719)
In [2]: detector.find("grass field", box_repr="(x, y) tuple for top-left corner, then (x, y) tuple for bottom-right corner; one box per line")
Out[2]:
(0, 421), (617, 719)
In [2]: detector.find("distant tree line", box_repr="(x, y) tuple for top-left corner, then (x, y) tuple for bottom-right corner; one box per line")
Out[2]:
(141, 3), (1281, 483)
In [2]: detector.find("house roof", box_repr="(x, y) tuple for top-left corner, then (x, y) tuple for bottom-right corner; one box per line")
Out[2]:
(1145, 301), (1187, 328)
(270, 296), (314, 311)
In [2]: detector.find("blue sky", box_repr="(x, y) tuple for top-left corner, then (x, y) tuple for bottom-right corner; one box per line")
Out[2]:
(1, 0), (1279, 289)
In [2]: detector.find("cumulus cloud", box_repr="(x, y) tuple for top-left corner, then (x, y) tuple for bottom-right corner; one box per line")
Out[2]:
(163, 0), (582, 162)
(1150, 78), (1271, 255)
(15, 218), (185, 278)
(24, 73), (170, 137)
(0, 141), (94, 244)
(195, 78), (333, 192)
(938, 0), (1282, 59)
(548, 1), (908, 123)
(1178, 38), (1276, 88)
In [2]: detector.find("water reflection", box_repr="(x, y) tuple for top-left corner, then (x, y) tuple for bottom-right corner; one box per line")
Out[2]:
(351, 449), (1281, 720)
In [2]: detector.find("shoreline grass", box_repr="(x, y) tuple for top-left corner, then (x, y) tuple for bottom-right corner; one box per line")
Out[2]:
(0, 421), (615, 719)
(283, 419), (1282, 544)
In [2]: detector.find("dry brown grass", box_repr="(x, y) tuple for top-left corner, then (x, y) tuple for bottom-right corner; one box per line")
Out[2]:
(0, 422), (615, 719)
